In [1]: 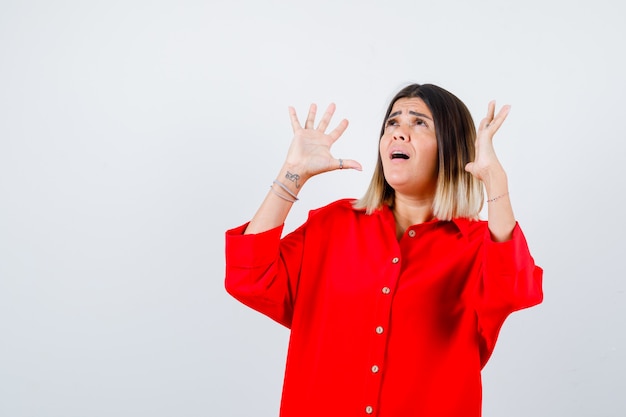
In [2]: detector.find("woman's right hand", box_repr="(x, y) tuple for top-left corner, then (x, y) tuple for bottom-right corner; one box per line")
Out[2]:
(284, 103), (362, 186)
(244, 103), (362, 235)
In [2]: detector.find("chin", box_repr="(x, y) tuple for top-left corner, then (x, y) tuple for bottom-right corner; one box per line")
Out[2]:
(384, 178), (411, 191)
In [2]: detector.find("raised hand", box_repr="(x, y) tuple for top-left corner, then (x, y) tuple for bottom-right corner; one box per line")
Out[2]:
(464, 101), (510, 187)
(284, 103), (362, 186)
(244, 103), (362, 234)
(464, 100), (516, 241)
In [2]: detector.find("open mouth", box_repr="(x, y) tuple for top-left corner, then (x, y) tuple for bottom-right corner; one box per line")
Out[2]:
(391, 151), (409, 160)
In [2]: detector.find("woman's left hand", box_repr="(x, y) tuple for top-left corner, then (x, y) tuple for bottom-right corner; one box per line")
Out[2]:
(464, 101), (510, 186)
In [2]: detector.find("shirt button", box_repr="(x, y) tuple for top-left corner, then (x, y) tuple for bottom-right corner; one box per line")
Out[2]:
(365, 405), (374, 414)
(382, 286), (391, 294)
(392, 257), (399, 264)
(371, 365), (379, 373)
(375, 326), (384, 334)
(408, 229), (416, 237)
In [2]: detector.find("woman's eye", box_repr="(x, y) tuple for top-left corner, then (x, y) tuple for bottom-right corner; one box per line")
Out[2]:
(385, 119), (398, 128)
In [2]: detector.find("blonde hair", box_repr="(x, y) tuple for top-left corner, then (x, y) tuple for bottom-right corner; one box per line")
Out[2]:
(353, 84), (484, 220)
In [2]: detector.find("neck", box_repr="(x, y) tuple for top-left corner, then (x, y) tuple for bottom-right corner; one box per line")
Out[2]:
(392, 193), (435, 239)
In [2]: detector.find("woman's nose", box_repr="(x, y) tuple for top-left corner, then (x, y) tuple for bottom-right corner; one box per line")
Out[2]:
(393, 127), (410, 141)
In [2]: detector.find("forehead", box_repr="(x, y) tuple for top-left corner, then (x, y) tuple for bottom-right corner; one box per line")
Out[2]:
(390, 97), (432, 116)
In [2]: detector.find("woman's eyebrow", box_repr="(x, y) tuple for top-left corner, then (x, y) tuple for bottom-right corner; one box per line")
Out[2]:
(387, 110), (433, 120)
(409, 111), (432, 120)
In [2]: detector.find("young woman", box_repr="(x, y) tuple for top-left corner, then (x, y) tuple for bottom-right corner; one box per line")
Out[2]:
(225, 83), (543, 417)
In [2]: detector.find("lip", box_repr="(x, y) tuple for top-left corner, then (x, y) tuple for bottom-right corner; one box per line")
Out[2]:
(388, 147), (410, 160)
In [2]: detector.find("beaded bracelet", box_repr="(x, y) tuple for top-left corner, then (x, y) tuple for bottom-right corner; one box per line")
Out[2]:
(486, 192), (509, 203)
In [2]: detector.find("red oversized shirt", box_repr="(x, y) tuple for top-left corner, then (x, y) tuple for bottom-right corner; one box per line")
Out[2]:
(225, 199), (543, 417)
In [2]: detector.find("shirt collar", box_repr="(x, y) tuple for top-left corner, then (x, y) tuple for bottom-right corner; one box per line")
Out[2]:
(450, 217), (471, 238)
(365, 204), (472, 238)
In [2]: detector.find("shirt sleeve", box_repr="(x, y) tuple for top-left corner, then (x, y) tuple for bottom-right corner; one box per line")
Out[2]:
(224, 222), (305, 328)
(474, 222), (544, 367)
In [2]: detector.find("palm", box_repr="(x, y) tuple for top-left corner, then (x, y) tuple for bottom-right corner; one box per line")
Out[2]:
(285, 103), (360, 180)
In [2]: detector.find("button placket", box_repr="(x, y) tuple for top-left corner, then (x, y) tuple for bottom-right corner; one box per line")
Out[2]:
(363, 252), (400, 416)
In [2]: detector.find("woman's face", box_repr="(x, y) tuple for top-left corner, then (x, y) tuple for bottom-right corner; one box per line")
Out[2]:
(379, 97), (439, 198)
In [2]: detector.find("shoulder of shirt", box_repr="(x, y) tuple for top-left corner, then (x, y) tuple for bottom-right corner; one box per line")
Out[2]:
(308, 198), (367, 218)
(306, 198), (392, 225)
(450, 217), (489, 239)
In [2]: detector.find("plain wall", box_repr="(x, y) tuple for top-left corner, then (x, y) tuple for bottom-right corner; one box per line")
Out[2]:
(1, 0), (624, 416)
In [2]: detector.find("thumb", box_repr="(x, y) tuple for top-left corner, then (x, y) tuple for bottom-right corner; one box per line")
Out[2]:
(335, 158), (363, 171)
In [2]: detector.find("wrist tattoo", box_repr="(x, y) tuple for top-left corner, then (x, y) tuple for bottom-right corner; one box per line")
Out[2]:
(285, 171), (301, 189)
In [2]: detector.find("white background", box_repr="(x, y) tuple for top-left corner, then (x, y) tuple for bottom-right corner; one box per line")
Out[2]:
(1, 1), (624, 416)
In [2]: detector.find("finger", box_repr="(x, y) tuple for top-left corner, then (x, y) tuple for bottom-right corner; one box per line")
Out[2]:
(487, 100), (496, 122)
(327, 119), (349, 142)
(494, 104), (511, 123)
(305, 103), (317, 129)
(485, 104), (511, 132)
(334, 158), (363, 171)
(288, 106), (302, 132)
(316, 103), (336, 132)
(479, 100), (496, 130)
